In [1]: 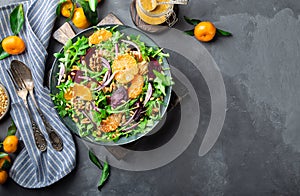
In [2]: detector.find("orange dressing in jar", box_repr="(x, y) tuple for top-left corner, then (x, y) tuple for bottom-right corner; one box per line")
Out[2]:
(136, 0), (174, 25)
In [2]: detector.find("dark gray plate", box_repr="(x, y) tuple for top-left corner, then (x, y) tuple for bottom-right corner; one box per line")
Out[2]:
(49, 25), (172, 146)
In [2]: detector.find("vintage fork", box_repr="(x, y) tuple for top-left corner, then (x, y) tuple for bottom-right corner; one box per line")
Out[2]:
(10, 61), (63, 151)
(6, 69), (47, 152)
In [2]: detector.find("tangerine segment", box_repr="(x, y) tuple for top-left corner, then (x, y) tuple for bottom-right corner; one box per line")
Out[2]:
(100, 113), (122, 132)
(128, 74), (144, 99)
(89, 29), (112, 45)
(64, 83), (92, 101)
(2, 36), (26, 55)
(112, 54), (139, 84)
(194, 21), (216, 42)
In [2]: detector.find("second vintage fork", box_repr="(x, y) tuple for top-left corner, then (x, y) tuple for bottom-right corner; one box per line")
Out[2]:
(6, 69), (47, 152)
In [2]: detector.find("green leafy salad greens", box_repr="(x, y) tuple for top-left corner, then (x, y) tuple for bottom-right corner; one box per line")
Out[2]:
(51, 26), (173, 143)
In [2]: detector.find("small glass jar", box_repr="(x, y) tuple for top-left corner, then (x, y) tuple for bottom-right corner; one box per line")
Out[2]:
(136, 0), (177, 26)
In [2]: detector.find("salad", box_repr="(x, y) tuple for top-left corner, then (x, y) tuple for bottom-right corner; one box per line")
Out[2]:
(51, 26), (173, 143)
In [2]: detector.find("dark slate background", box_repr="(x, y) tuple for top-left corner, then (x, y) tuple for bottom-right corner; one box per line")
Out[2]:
(0, 0), (300, 195)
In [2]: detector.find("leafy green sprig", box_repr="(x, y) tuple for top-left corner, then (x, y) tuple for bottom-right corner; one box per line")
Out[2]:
(128, 35), (170, 63)
(54, 36), (89, 75)
(51, 79), (75, 118)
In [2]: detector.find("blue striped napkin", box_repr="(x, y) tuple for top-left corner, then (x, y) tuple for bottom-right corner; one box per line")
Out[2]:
(0, 0), (76, 188)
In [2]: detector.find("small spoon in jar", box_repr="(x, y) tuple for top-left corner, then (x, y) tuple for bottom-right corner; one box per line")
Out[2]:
(147, 0), (188, 12)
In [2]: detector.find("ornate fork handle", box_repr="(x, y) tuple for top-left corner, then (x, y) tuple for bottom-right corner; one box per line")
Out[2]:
(37, 110), (63, 151)
(31, 116), (47, 152)
(24, 103), (47, 152)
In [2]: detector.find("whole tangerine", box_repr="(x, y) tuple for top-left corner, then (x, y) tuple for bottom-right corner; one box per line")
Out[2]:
(0, 170), (8, 184)
(194, 21), (216, 42)
(61, 0), (76, 18)
(72, 7), (90, 29)
(3, 135), (19, 154)
(2, 36), (26, 55)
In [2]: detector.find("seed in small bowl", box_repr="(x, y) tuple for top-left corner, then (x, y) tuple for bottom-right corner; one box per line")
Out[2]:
(0, 84), (10, 120)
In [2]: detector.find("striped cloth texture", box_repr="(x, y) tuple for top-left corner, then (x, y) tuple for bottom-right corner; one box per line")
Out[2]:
(0, 0), (76, 188)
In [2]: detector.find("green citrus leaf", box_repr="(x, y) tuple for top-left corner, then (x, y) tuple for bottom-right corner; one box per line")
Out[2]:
(77, 0), (98, 25)
(10, 4), (25, 35)
(66, 2), (76, 21)
(1, 160), (11, 170)
(7, 120), (17, 136)
(216, 28), (232, 36)
(97, 161), (110, 191)
(89, 0), (98, 12)
(89, 150), (103, 170)
(0, 152), (8, 159)
(0, 40), (10, 60)
(184, 16), (201, 26)
(56, 3), (62, 16)
(184, 29), (194, 36)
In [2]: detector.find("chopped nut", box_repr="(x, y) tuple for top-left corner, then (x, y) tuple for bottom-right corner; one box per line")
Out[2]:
(81, 118), (90, 124)
(152, 107), (159, 113)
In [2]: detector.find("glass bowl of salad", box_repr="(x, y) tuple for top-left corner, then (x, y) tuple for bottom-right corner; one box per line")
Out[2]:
(50, 25), (173, 145)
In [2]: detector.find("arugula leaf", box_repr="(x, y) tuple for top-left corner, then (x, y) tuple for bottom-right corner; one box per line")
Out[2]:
(153, 70), (172, 86)
(77, 0), (98, 25)
(7, 120), (17, 136)
(153, 70), (173, 97)
(56, 36), (89, 72)
(129, 35), (169, 63)
(89, 150), (103, 170)
(51, 79), (74, 117)
(154, 76), (166, 96)
(97, 161), (110, 191)
(64, 38), (73, 51)
(184, 16), (201, 26)
(0, 152), (8, 159)
(10, 4), (25, 35)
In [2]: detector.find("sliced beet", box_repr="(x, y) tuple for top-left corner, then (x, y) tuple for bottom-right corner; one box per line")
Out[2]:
(69, 70), (84, 83)
(82, 47), (96, 64)
(110, 86), (128, 108)
(81, 47), (103, 72)
(133, 101), (145, 122)
(148, 58), (162, 80)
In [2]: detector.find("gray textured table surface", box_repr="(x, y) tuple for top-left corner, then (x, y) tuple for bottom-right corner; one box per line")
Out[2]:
(1, 0), (300, 195)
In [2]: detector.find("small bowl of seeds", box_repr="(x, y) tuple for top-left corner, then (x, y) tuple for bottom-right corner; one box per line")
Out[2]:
(0, 83), (10, 120)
